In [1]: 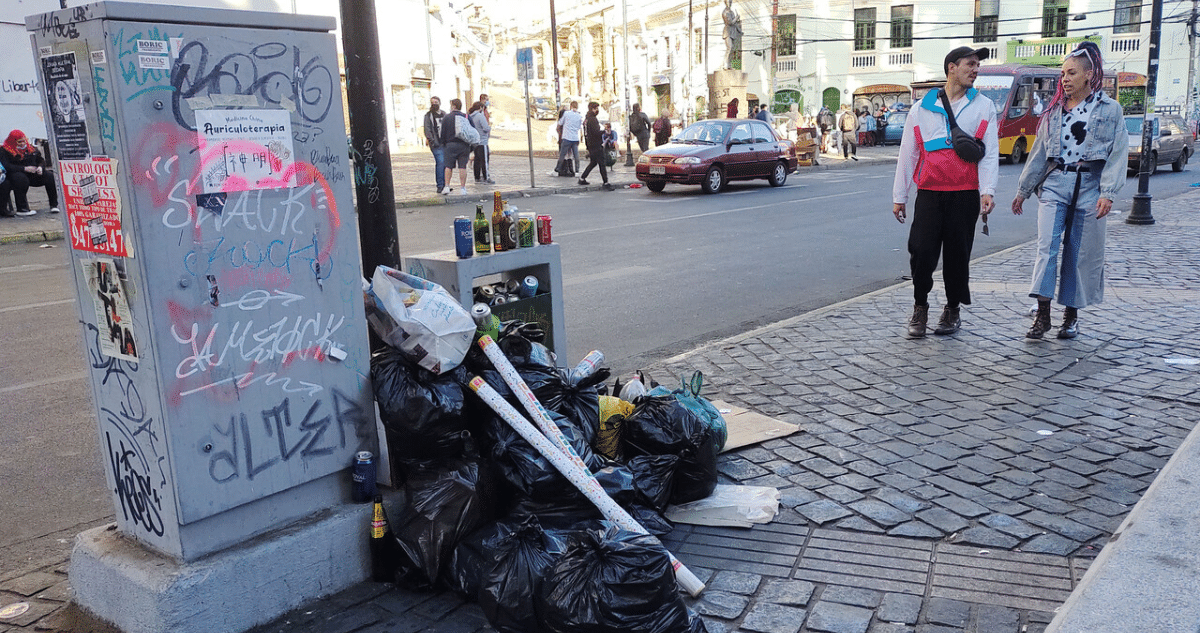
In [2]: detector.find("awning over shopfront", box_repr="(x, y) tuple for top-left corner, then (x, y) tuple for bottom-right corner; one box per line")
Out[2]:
(853, 83), (909, 96)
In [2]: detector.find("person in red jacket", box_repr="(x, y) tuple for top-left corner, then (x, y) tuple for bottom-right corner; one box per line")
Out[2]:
(0, 130), (58, 217)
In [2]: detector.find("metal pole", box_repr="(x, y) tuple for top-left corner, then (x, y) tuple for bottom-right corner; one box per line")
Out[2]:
(550, 0), (563, 109)
(688, 0), (693, 125)
(623, 0), (635, 166)
(339, 0), (401, 275)
(1187, 0), (1198, 125)
(525, 65), (536, 188)
(1128, 0), (1163, 225)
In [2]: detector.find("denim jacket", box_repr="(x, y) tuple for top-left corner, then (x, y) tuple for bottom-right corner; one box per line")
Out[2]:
(1016, 91), (1128, 201)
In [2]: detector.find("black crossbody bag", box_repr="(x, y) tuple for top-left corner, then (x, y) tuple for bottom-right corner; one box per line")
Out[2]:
(938, 90), (986, 163)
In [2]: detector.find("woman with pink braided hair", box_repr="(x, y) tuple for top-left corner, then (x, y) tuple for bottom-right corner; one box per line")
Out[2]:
(1010, 41), (1128, 340)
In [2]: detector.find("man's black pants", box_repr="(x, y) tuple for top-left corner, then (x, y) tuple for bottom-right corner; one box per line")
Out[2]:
(908, 188), (980, 307)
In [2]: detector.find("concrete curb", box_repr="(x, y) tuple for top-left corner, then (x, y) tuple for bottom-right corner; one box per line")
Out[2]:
(0, 229), (64, 244)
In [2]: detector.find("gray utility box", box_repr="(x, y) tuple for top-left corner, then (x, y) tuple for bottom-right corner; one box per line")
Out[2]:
(405, 243), (568, 365)
(28, 1), (373, 564)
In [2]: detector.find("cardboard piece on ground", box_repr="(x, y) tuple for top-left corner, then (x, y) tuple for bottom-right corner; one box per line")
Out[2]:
(712, 399), (800, 453)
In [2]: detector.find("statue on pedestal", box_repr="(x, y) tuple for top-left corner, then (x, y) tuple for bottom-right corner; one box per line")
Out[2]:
(722, 0), (742, 69)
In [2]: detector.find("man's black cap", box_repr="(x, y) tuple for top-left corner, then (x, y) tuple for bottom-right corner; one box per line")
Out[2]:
(944, 46), (990, 73)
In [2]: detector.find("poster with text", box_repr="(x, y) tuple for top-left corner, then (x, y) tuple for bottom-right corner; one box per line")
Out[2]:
(83, 258), (139, 362)
(61, 157), (130, 257)
(41, 52), (89, 160)
(195, 109), (295, 193)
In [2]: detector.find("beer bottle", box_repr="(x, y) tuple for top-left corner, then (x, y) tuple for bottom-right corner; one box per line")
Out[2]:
(473, 204), (490, 254)
(369, 494), (397, 582)
(492, 197), (506, 252)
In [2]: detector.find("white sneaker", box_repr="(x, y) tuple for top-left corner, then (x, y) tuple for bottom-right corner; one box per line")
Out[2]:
(49, 207), (60, 214)
(14, 208), (36, 216)
(458, 186), (471, 194)
(438, 187), (450, 195)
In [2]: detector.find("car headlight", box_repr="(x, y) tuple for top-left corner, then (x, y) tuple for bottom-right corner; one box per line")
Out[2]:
(637, 155), (650, 164)
(672, 156), (701, 164)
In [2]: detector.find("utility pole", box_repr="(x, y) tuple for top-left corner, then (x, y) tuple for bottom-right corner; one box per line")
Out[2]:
(1188, 0), (1198, 124)
(550, 0), (563, 109)
(688, 0), (693, 125)
(1128, 0), (1163, 225)
(339, 0), (400, 276)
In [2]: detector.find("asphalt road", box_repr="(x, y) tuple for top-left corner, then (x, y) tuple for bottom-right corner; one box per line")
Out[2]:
(0, 157), (1195, 581)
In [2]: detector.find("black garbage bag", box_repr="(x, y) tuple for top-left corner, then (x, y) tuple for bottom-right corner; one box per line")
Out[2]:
(372, 347), (473, 463)
(456, 515), (568, 633)
(506, 464), (674, 537)
(538, 522), (695, 633)
(483, 408), (603, 502)
(497, 320), (553, 368)
(393, 458), (499, 591)
(627, 454), (680, 511)
(521, 365), (610, 447)
(623, 396), (719, 505)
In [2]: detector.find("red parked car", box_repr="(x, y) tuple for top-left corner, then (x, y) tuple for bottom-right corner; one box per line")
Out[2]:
(635, 118), (798, 193)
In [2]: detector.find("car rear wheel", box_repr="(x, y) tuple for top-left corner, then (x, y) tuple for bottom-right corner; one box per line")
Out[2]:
(768, 161), (788, 187)
(646, 180), (666, 192)
(1173, 149), (1188, 172)
(701, 166), (725, 194)
(1008, 138), (1026, 164)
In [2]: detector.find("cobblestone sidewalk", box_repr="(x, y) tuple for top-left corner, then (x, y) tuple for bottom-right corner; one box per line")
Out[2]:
(4, 189), (1196, 633)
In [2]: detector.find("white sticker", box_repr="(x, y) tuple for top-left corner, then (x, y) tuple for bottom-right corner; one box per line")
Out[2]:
(138, 54), (170, 70)
(90, 50), (106, 65)
(195, 109), (295, 193)
(169, 37), (183, 60)
(328, 345), (348, 361)
(137, 40), (168, 54)
(38, 46), (52, 57)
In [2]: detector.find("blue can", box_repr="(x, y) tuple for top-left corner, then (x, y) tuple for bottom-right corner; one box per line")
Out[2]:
(454, 216), (473, 258)
(520, 275), (538, 298)
(352, 450), (377, 503)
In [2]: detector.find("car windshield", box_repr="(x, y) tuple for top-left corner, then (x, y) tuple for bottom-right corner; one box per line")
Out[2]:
(1125, 116), (1157, 135)
(974, 75), (1015, 114)
(676, 121), (730, 144)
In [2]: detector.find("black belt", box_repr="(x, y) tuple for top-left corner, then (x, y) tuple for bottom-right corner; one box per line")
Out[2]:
(1063, 164), (1091, 172)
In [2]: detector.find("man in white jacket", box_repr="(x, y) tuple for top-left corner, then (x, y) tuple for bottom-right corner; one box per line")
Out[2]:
(892, 46), (999, 338)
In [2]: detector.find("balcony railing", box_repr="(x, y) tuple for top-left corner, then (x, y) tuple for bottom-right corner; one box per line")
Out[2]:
(776, 59), (797, 74)
(851, 54), (876, 69)
(1111, 36), (1141, 53)
(1007, 35), (1101, 65)
(886, 52), (912, 66)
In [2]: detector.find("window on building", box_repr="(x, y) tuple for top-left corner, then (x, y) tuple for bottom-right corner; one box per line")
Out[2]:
(776, 14), (797, 56)
(1042, 0), (1068, 37)
(890, 6), (913, 48)
(696, 28), (703, 64)
(855, 8), (876, 51)
(1114, 0), (1141, 33)
(974, 0), (999, 42)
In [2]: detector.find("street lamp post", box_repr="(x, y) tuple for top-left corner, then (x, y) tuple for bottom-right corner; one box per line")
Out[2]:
(1128, 0), (1163, 225)
(623, 0), (635, 166)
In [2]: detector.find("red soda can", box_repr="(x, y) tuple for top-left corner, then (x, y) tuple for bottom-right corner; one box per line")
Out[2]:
(536, 215), (553, 244)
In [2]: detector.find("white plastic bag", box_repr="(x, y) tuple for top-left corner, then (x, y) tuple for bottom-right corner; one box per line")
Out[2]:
(664, 485), (781, 528)
(365, 265), (474, 374)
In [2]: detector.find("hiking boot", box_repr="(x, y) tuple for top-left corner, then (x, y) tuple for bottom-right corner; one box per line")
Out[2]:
(907, 304), (929, 338)
(1057, 307), (1079, 339)
(932, 305), (961, 335)
(1026, 302), (1052, 339)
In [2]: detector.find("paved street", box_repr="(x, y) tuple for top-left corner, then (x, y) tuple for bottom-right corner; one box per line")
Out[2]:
(2, 155), (1199, 632)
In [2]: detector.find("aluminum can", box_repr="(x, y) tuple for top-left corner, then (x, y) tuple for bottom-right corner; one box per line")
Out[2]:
(537, 214), (553, 244)
(518, 213), (536, 247)
(471, 303), (500, 340)
(520, 275), (538, 298)
(492, 294), (508, 306)
(352, 451), (377, 503)
(454, 216), (473, 258)
(505, 278), (522, 294)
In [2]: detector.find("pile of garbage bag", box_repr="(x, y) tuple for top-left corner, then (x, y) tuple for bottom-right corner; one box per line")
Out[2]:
(366, 270), (725, 632)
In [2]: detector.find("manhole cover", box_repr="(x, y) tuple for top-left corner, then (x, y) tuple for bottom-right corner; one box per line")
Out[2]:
(0, 602), (30, 619)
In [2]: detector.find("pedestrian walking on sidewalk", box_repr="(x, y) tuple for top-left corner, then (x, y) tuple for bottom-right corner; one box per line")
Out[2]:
(630, 103), (651, 152)
(838, 106), (858, 160)
(440, 98), (472, 195)
(468, 99), (494, 185)
(578, 102), (613, 190)
(555, 101), (583, 177)
(653, 111), (672, 146)
(423, 97), (447, 194)
(1011, 41), (1127, 340)
(0, 130), (59, 216)
(892, 46), (999, 338)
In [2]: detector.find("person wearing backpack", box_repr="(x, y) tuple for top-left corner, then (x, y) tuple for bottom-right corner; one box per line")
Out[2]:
(629, 103), (651, 152)
(838, 106), (858, 160)
(440, 98), (474, 194)
(468, 100), (494, 185)
(653, 111), (672, 146)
